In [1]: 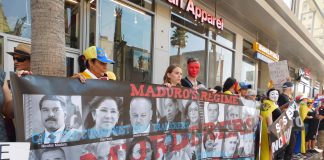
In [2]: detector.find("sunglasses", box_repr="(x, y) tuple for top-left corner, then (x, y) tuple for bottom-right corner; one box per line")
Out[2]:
(13, 57), (29, 62)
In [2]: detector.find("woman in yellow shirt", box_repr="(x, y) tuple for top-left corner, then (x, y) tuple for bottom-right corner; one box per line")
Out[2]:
(260, 88), (281, 160)
(72, 46), (116, 82)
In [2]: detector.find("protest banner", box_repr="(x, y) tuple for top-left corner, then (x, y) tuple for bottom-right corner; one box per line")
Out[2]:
(10, 73), (259, 160)
(268, 60), (290, 89)
(268, 102), (298, 156)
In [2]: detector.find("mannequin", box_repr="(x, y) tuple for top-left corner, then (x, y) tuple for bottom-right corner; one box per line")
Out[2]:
(260, 89), (281, 160)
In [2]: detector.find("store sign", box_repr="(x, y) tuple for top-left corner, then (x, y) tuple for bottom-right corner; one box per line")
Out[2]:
(254, 52), (274, 63)
(253, 42), (279, 62)
(168, 0), (224, 30)
(298, 68), (311, 79)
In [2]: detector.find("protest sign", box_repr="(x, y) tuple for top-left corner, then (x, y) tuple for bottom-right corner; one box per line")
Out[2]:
(268, 60), (290, 89)
(268, 102), (297, 156)
(10, 73), (259, 159)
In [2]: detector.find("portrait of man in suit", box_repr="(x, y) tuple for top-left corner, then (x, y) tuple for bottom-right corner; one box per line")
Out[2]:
(129, 97), (153, 134)
(40, 148), (66, 160)
(31, 95), (81, 144)
(158, 98), (182, 131)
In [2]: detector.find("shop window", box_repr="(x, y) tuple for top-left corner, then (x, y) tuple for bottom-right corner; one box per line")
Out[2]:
(208, 42), (233, 88)
(241, 56), (256, 88)
(65, 0), (80, 49)
(127, 0), (154, 10)
(0, 0), (31, 38)
(210, 29), (235, 49)
(99, 0), (153, 83)
(66, 57), (74, 77)
(89, 0), (96, 46)
(170, 24), (207, 84)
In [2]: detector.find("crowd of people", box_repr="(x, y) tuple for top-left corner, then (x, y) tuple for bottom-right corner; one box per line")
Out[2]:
(0, 43), (323, 160)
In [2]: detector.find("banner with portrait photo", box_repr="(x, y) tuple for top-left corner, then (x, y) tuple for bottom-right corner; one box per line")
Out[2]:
(10, 73), (259, 160)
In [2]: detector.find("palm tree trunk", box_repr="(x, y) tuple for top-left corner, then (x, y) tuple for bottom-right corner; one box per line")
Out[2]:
(31, 0), (66, 76)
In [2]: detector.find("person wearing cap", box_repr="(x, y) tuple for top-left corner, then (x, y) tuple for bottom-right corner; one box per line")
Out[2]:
(222, 77), (239, 95)
(238, 82), (252, 98)
(0, 43), (33, 142)
(316, 99), (324, 159)
(278, 81), (294, 109)
(73, 46), (115, 82)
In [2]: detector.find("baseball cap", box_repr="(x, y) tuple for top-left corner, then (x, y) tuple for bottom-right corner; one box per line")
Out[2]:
(7, 43), (31, 57)
(282, 81), (293, 88)
(239, 82), (252, 90)
(83, 46), (115, 64)
(295, 95), (308, 102)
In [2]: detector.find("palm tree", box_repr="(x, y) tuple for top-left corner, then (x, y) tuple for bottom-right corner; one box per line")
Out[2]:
(171, 27), (188, 55)
(30, 0), (66, 76)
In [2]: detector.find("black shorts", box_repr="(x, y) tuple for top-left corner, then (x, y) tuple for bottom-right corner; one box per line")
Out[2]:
(306, 120), (319, 141)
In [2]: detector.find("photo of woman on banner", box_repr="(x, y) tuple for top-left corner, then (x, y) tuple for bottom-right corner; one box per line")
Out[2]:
(162, 132), (191, 160)
(126, 136), (155, 160)
(224, 104), (242, 131)
(222, 132), (240, 158)
(184, 100), (201, 131)
(156, 98), (183, 131)
(83, 96), (123, 139)
(80, 140), (126, 160)
(201, 131), (223, 158)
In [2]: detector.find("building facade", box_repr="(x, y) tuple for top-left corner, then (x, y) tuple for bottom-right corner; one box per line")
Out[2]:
(0, 0), (323, 97)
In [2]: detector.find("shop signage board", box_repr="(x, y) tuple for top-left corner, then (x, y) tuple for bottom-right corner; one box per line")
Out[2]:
(268, 60), (290, 89)
(253, 42), (279, 62)
(10, 74), (260, 160)
(167, 0), (224, 30)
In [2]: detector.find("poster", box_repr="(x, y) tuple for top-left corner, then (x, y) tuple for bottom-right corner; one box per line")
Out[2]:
(10, 73), (259, 160)
(268, 60), (290, 89)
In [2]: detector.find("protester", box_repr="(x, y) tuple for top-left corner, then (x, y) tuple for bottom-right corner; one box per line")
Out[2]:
(1, 43), (33, 142)
(260, 88), (281, 160)
(277, 81), (295, 160)
(163, 64), (182, 87)
(238, 82), (252, 98)
(294, 95), (308, 155)
(305, 99), (319, 152)
(213, 85), (222, 93)
(246, 89), (257, 101)
(181, 58), (202, 89)
(222, 77), (239, 95)
(83, 96), (121, 139)
(0, 70), (9, 142)
(72, 46), (115, 82)
(316, 99), (324, 159)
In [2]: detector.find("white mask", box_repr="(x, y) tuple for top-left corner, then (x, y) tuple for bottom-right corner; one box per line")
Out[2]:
(269, 90), (279, 102)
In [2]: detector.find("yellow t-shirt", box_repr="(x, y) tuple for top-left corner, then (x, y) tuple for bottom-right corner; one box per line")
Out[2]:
(224, 90), (232, 95)
(80, 69), (116, 80)
(260, 100), (278, 160)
